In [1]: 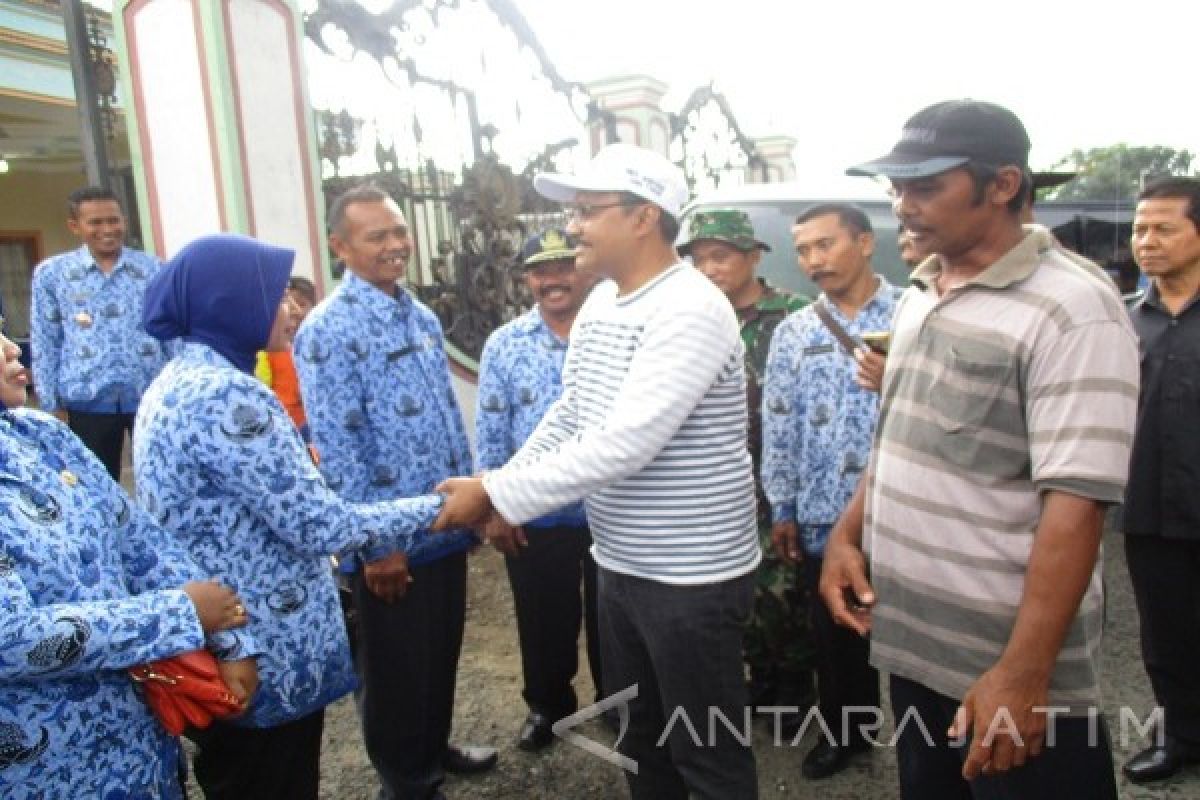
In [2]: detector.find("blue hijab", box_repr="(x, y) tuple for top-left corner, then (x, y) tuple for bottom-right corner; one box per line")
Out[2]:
(144, 234), (294, 374)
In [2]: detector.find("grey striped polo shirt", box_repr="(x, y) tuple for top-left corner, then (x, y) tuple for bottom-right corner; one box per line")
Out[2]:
(865, 227), (1138, 711)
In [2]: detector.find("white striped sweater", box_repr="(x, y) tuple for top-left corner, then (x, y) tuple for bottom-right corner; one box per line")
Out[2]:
(483, 263), (761, 585)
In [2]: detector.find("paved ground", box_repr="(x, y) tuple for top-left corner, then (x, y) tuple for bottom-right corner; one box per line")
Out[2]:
(179, 512), (1198, 799)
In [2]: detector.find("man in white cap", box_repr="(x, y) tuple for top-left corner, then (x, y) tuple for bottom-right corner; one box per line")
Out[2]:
(438, 143), (761, 799)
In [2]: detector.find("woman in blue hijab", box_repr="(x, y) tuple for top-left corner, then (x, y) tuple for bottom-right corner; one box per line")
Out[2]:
(0, 317), (255, 797)
(135, 234), (446, 799)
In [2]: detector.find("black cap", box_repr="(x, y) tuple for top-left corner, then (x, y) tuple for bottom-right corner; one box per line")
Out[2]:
(847, 99), (1031, 179)
(1031, 171), (1076, 191)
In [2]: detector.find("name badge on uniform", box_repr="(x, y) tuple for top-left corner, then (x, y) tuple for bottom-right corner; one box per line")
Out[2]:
(74, 311), (93, 329)
(803, 344), (834, 356)
(387, 335), (433, 362)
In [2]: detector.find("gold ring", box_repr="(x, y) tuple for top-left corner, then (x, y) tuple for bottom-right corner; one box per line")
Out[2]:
(234, 604), (245, 616)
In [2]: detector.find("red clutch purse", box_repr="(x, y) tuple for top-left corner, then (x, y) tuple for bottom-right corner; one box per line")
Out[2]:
(129, 649), (245, 735)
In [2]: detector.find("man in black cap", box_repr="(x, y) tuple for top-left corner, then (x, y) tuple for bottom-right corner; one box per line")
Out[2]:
(474, 229), (603, 752)
(823, 99), (1139, 798)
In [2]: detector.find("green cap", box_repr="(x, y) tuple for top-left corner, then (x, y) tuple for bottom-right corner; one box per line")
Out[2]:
(678, 209), (770, 255)
(520, 228), (577, 268)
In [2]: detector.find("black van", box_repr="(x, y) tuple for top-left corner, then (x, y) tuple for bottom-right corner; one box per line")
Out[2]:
(679, 184), (1138, 297)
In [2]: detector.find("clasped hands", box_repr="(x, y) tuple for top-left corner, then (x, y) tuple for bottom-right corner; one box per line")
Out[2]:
(180, 580), (258, 712)
(433, 475), (527, 556)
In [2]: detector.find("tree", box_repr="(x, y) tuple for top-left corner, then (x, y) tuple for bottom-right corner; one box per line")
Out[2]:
(1047, 145), (1195, 202)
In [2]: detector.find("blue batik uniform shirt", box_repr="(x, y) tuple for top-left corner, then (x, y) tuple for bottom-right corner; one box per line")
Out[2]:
(31, 245), (172, 412)
(476, 307), (586, 528)
(762, 277), (901, 555)
(134, 343), (443, 727)
(0, 408), (257, 799)
(295, 272), (477, 567)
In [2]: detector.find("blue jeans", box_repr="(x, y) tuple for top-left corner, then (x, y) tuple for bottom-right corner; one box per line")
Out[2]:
(598, 567), (758, 800)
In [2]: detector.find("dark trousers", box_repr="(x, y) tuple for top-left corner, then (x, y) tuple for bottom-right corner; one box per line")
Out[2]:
(354, 552), (467, 800)
(890, 674), (1117, 800)
(802, 556), (879, 744)
(599, 567), (758, 800)
(67, 409), (134, 482)
(505, 524), (602, 718)
(188, 709), (325, 800)
(1125, 534), (1200, 746)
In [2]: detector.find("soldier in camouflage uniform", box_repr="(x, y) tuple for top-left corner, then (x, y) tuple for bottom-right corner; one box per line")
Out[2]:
(680, 209), (815, 718)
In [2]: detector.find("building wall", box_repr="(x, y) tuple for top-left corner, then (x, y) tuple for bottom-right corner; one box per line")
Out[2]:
(0, 167), (87, 258)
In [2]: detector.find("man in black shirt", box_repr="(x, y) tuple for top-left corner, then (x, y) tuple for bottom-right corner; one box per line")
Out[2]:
(1122, 177), (1200, 784)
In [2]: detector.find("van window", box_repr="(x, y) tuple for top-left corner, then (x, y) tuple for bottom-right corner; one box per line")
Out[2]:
(680, 199), (1135, 297)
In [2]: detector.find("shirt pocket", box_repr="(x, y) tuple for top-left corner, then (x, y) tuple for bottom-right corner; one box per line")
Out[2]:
(929, 341), (1015, 434)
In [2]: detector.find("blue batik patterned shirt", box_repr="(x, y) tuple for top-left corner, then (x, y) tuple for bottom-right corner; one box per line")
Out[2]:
(31, 245), (174, 413)
(476, 307), (586, 528)
(762, 277), (900, 555)
(294, 272), (477, 568)
(133, 343), (443, 727)
(0, 408), (257, 799)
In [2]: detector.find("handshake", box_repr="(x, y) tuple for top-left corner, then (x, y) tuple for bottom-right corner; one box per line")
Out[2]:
(432, 476), (528, 556)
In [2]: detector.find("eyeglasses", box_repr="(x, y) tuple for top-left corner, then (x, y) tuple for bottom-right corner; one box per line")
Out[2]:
(563, 200), (641, 222)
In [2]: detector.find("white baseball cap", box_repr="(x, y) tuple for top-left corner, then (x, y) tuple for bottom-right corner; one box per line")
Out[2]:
(534, 143), (690, 218)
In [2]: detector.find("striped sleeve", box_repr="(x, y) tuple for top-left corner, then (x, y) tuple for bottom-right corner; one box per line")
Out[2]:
(485, 302), (738, 525)
(1027, 319), (1139, 502)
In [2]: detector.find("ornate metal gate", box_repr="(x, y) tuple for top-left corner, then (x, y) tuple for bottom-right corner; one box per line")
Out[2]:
(303, 1), (781, 364)
(305, 0), (595, 364)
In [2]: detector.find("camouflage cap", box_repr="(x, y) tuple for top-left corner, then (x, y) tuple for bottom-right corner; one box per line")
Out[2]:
(519, 228), (577, 268)
(677, 209), (770, 255)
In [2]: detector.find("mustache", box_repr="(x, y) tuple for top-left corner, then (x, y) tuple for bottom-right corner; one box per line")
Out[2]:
(536, 285), (571, 296)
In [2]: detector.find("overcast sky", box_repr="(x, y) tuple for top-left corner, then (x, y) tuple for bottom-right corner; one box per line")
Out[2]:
(510, 0), (1200, 196)
(103, 0), (1196, 199)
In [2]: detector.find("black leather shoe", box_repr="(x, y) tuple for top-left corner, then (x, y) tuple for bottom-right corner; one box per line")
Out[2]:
(1123, 742), (1200, 784)
(442, 743), (498, 774)
(517, 712), (556, 752)
(801, 739), (869, 780)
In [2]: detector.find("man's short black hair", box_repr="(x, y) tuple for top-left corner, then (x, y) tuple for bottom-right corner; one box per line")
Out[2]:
(1138, 177), (1200, 232)
(963, 162), (1031, 215)
(795, 202), (873, 237)
(68, 186), (122, 219)
(328, 184), (392, 235)
(617, 190), (680, 244)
